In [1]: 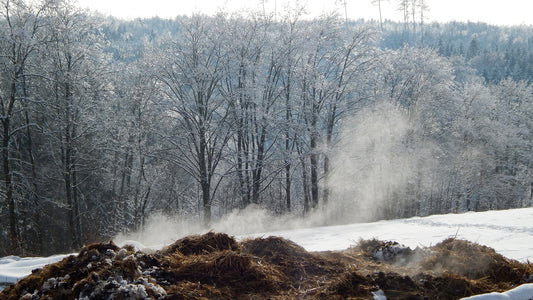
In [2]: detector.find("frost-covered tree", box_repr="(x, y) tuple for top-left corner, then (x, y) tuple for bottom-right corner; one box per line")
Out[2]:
(370, 0), (388, 31)
(37, 0), (112, 249)
(220, 14), (285, 208)
(157, 15), (231, 225)
(104, 58), (162, 235)
(277, 7), (307, 212)
(296, 15), (341, 211)
(0, 0), (50, 255)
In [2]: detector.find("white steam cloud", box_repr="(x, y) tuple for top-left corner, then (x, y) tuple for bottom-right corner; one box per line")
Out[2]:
(114, 101), (437, 247)
(325, 101), (415, 223)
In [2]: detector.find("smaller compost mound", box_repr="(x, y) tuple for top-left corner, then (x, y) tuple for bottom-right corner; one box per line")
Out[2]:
(154, 232), (291, 295)
(1, 234), (532, 299)
(159, 231), (239, 256)
(242, 236), (343, 285)
(155, 250), (290, 294)
(421, 238), (530, 284)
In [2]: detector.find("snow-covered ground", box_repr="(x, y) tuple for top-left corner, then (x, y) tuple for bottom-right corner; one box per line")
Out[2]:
(461, 283), (533, 300)
(241, 207), (533, 262)
(1, 207), (533, 297)
(0, 254), (73, 290)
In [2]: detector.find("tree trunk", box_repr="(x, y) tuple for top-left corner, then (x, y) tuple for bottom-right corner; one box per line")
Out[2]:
(72, 163), (81, 247)
(63, 142), (76, 249)
(133, 153), (147, 230)
(310, 112), (319, 209)
(251, 130), (266, 204)
(283, 40), (293, 213)
(198, 125), (211, 225)
(322, 155), (330, 205)
(202, 184), (211, 225)
(285, 158), (291, 211)
(323, 115), (335, 206)
(236, 128), (250, 208)
(140, 186), (151, 230)
(23, 78), (43, 253)
(284, 121), (291, 211)
(299, 150), (311, 214)
(63, 81), (79, 249)
(310, 152), (319, 209)
(378, 0), (383, 31)
(3, 117), (20, 255)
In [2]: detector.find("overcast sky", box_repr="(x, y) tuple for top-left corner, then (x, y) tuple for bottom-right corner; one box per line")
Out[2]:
(76, 0), (532, 26)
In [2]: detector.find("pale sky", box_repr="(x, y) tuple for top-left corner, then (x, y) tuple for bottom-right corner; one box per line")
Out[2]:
(76, 0), (533, 26)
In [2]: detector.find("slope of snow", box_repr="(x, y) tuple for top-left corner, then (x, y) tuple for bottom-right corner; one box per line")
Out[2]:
(461, 283), (533, 300)
(1, 207), (532, 295)
(0, 254), (71, 285)
(240, 207), (533, 262)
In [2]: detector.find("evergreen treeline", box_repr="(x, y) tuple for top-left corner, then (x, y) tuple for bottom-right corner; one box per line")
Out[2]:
(1, 0), (532, 255)
(377, 20), (533, 83)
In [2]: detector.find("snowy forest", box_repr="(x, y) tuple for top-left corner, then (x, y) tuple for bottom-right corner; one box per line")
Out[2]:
(1, 0), (532, 256)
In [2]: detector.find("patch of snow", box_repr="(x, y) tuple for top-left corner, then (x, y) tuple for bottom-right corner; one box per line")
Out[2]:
(460, 283), (533, 299)
(80, 276), (166, 299)
(372, 289), (387, 299)
(371, 242), (411, 262)
(0, 254), (71, 284)
(116, 240), (147, 252)
(114, 248), (128, 260)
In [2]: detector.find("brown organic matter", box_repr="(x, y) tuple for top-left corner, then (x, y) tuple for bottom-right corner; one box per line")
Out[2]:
(1, 234), (532, 299)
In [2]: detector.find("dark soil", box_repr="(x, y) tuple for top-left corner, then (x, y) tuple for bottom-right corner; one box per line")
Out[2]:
(1, 234), (532, 299)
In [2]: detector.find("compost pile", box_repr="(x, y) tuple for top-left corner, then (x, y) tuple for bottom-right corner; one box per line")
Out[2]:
(2, 233), (532, 299)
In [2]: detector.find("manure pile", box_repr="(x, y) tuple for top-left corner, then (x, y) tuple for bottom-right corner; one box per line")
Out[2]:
(2, 233), (532, 299)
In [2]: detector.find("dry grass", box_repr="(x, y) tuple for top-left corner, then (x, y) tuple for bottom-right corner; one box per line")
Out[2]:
(159, 231), (240, 256)
(421, 238), (533, 282)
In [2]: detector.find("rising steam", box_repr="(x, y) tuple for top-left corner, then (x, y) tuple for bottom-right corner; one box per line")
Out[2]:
(114, 101), (436, 247)
(324, 101), (415, 223)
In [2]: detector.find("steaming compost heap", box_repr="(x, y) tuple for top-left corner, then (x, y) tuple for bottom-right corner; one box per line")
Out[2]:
(2, 232), (532, 299)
